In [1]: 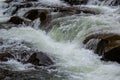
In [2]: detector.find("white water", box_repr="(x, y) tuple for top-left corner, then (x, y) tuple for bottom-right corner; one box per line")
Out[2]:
(0, 0), (120, 80)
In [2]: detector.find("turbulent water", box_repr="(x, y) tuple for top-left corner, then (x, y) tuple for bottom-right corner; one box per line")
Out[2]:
(0, 0), (120, 80)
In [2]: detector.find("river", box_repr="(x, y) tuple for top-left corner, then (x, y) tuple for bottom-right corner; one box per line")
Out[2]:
(0, 0), (120, 80)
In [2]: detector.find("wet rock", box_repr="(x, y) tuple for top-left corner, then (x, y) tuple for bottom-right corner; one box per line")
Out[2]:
(84, 33), (120, 63)
(0, 16), (32, 29)
(62, 0), (88, 5)
(101, 46), (120, 63)
(27, 52), (54, 66)
(85, 39), (108, 56)
(95, 39), (108, 56)
(24, 9), (50, 21)
(0, 38), (54, 66)
(0, 67), (66, 80)
(84, 33), (120, 53)
(8, 16), (31, 24)
(83, 33), (120, 44)
(0, 52), (14, 61)
(0, 16), (31, 29)
(24, 9), (51, 28)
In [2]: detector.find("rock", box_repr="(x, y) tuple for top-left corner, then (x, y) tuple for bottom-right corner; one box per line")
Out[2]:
(27, 52), (54, 66)
(85, 39), (108, 56)
(0, 52), (14, 61)
(8, 16), (24, 24)
(24, 9), (50, 21)
(95, 39), (108, 56)
(101, 46), (120, 63)
(0, 38), (54, 66)
(84, 33), (120, 63)
(8, 16), (30, 24)
(24, 9), (52, 28)
(83, 33), (120, 44)
(62, 0), (88, 5)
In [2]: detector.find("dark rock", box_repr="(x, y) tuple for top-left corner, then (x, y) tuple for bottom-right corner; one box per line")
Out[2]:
(101, 46), (120, 63)
(83, 33), (120, 44)
(84, 33), (120, 63)
(8, 16), (25, 24)
(95, 39), (108, 56)
(24, 9), (50, 21)
(85, 39), (108, 56)
(0, 52), (14, 61)
(0, 38), (54, 67)
(7, 16), (31, 25)
(24, 9), (52, 28)
(62, 0), (88, 5)
(27, 52), (54, 66)
(0, 67), (67, 80)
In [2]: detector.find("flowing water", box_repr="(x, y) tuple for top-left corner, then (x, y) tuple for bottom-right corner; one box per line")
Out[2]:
(0, 0), (120, 80)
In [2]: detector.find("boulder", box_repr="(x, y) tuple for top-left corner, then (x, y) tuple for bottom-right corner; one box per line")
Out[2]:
(23, 9), (50, 21)
(27, 52), (54, 66)
(8, 16), (31, 24)
(101, 46), (120, 63)
(24, 9), (52, 28)
(84, 33), (120, 63)
(85, 39), (108, 56)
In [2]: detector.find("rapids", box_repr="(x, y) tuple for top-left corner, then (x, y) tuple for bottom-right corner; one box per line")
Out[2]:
(0, 0), (120, 80)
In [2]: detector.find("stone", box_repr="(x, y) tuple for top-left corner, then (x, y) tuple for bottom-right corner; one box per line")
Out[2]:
(101, 46), (120, 63)
(0, 38), (54, 66)
(24, 9), (51, 28)
(0, 52), (14, 61)
(27, 52), (54, 66)
(62, 0), (88, 5)
(7, 16), (31, 24)
(84, 33), (120, 63)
